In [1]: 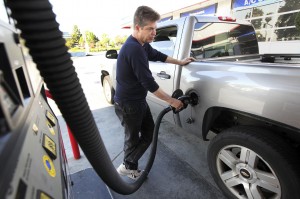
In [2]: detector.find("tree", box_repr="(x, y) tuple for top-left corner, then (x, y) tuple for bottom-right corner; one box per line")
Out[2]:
(70, 25), (82, 47)
(79, 36), (85, 47)
(109, 40), (116, 49)
(65, 38), (73, 49)
(85, 31), (99, 48)
(114, 35), (128, 47)
(99, 33), (110, 49)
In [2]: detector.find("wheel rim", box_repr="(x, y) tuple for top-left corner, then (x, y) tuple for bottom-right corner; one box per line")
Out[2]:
(216, 145), (281, 199)
(103, 79), (111, 102)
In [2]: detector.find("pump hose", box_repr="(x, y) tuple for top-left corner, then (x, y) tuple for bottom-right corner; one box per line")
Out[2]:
(7, 0), (173, 195)
(144, 106), (172, 172)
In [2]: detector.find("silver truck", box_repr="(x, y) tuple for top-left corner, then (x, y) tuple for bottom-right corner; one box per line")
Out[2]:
(100, 15), (300, 199)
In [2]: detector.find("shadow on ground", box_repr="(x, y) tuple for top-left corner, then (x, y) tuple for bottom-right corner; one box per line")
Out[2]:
(58, 106), (225, 199)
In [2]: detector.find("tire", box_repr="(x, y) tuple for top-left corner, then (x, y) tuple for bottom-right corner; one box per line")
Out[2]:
(102, 76), (115, 104)
(207, 126), (300, 199)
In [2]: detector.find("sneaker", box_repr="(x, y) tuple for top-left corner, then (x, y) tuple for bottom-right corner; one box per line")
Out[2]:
(117, 163), (142, 180)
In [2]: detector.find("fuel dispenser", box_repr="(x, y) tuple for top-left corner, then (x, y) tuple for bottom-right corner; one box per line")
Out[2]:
(0, 0), (198, 198)
(0, 15), (72, 199)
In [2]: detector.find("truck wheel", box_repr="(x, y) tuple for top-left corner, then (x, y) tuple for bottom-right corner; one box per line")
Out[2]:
(207, 126), (300, 199)
(102, 76), (115, 104)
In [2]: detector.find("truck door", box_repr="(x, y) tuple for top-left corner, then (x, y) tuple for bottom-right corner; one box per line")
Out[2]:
(147, 21), (185, 124)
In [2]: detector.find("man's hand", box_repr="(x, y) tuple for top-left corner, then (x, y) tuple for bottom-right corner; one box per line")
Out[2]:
(165, 56), (196, 66)
(153, 88), (183, 111)
(179, 57), (196, 66)
(169, 98), (184, 111)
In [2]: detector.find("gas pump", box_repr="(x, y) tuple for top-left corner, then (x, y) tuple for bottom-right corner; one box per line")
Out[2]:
(0, 10), (72, 199)
(0, 0), (198, 198)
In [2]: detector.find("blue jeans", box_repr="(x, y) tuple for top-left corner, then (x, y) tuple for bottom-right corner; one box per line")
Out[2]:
(115, 101), (154, 170)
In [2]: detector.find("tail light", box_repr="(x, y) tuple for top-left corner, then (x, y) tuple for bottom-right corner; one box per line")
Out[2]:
(218, 16), (236, 22)
(122, 25), (131, 29)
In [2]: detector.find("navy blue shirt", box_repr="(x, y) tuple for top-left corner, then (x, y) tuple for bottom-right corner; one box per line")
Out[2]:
(114, 35), (168, 103)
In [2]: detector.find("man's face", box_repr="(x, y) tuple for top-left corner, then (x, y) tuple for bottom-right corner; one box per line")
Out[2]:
(137, 21), (157, 44)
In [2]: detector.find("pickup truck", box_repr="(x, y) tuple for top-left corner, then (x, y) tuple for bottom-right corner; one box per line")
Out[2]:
(100, 15), (300, 199)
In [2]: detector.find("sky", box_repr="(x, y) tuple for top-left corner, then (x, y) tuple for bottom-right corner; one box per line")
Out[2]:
(50, 0), (202, 37)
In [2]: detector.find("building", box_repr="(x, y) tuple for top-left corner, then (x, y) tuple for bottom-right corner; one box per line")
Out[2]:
(126, 0), (300, 54)
(62, 32), (72, 39)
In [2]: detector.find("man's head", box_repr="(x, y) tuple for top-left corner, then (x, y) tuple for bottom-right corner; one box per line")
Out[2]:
(133, 6), (160, 27)
(132, 6), (160, 45)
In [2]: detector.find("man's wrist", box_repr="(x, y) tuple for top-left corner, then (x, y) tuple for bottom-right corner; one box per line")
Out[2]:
(166, 97), (174, 105)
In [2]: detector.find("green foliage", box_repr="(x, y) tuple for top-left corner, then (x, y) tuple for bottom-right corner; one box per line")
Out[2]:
(70, 25), (82, 47)
(85, 31), (99, 48)
(98, 33), (110, 48)
(79, 36), (85, 47)
(66, 24), (128, 52)
(65, 38), (73, 49)
(114, 35), (128, 47)
(69, 47), (83, 52)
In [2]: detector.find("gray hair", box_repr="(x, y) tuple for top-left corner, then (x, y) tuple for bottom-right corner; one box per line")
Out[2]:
(133, 6), (160, 27)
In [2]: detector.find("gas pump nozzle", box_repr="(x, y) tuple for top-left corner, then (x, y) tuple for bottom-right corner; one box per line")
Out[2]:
(171, 89), (199, 114)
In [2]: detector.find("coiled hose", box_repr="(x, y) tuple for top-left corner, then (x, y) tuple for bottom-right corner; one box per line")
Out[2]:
(6, 0), (173, 194)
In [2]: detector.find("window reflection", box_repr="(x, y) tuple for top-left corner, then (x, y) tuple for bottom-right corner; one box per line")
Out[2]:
(273, 28), (300, 41)
(278, 1), (300, 13)
(252, 16), (274, 29)
(256, 30), (272, 42)
(235, 9), (252, 19)
(151, 27), (177, 57)
(252, 3), (277, 17)
(252, 18), (263, 29)
(191, 22), (258, 59)
(276, 12), (299, 27)
(233, 0), (300, 43)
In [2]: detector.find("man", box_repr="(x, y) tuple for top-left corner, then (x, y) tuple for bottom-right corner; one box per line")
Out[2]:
(115, 5), (195, 180)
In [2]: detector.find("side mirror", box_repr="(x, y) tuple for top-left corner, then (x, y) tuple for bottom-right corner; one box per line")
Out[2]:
(106, 50), (118, 59)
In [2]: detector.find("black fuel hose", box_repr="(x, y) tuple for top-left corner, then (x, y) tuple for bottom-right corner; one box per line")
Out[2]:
(144, 106), (172, 173)
(6, 0), (173, 194)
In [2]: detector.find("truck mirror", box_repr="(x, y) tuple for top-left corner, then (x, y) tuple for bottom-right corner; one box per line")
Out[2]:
(105, 50), (118, 59)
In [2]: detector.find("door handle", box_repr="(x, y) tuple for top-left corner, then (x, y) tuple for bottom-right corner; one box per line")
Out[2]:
(156, 71), (171, 79)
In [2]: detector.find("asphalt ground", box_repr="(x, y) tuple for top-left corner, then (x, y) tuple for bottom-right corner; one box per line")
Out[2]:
(48, 54), (226, 199)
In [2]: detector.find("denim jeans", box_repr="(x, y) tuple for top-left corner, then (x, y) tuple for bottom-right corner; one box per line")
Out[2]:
(115, 101), (154, 170)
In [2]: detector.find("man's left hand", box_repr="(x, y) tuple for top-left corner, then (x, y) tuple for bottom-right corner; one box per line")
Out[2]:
(179, 57), (196, 65)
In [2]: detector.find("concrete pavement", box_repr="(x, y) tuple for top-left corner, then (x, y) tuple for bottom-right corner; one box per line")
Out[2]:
(48, 55), (226, 199)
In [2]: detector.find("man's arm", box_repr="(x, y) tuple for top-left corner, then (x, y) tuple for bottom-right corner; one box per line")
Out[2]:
(152, 87), (183, 110)
(152, 56), (195, 109)
(165, 56), (195, 65)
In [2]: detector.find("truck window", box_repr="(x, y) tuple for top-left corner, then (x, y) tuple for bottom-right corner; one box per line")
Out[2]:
(191, 22), (259, 59)
(150, 26), (177, 57)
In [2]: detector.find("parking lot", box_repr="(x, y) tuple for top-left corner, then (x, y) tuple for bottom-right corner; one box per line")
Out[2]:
(48, 54), (226, 199)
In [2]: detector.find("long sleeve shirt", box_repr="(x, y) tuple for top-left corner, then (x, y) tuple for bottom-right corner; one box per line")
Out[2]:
(114, 35), (168, 104)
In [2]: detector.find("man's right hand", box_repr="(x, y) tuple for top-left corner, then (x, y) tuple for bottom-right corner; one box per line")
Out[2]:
(153, 88), (184, 111)
(169, 98), (184, 111)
